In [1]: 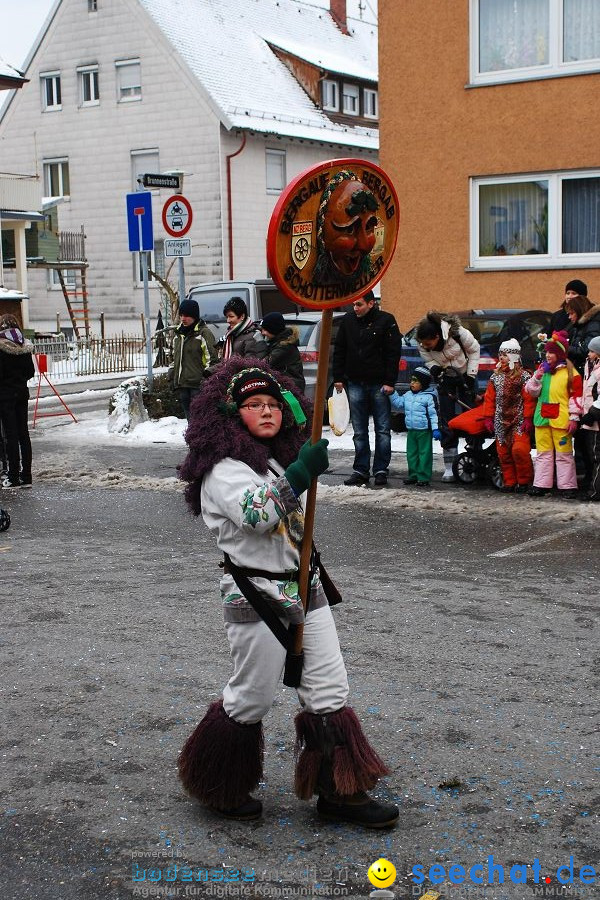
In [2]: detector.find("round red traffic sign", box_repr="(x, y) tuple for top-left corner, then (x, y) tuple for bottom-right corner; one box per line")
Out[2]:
(266, 158), (399, 310)
(162, 194), (193, 238)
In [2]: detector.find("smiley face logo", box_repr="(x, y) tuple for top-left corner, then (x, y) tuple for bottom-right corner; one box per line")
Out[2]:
(367, 858), (397, 889)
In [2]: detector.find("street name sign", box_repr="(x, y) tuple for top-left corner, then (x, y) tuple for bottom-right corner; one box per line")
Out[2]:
(164, 238), (192, 257)
(142, 173), (180, 190)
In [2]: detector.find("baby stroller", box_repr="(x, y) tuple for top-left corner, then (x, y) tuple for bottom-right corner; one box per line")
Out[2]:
(447, 403), (503, 490)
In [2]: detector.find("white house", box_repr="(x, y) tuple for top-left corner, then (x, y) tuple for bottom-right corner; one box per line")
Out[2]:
(0, 0), (378, 333)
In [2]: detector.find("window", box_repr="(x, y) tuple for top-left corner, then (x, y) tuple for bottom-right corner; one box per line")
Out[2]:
(78, 65), (99, 105)
(88, 0), (98, 10)
(265, 148), (286, 194)
(44, 159), (70, 199)
(471, 170), (600, 268)
(472, 0), (600, 84)
(363, 87), (378, 119)
(49, 268), (77, 290)
(116, 59), (141, 101)
(135, 242), (164, 286)
(131, 149), (159, 191)
(322, 79), (339, 111)
(40, 72), (61, 110)
(342, 83), (359, 115)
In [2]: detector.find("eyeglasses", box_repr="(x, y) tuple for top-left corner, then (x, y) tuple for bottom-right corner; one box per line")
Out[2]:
(239, 401), (283, 413)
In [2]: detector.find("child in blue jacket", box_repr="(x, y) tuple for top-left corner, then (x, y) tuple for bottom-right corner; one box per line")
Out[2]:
(390, 366), (441, 486)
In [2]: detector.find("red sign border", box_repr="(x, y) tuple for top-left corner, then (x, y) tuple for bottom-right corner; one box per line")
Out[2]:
(266, 157), (399, 310)
(162, 194), (193, 238)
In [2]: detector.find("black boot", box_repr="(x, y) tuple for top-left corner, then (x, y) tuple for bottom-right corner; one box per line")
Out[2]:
(294, 707), (399, 829)
(178, 700), (264, 820)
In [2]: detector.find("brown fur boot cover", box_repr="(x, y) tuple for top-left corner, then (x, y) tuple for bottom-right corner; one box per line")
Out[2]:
(178, 700), (264, 810)
(294, 706), (389, 800)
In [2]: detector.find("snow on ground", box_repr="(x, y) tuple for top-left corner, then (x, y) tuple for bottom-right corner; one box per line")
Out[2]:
(26, 406), (600, 521)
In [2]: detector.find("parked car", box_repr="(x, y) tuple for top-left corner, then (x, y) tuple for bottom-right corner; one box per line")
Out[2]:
(395, 308), (552, 394)
(282, 311), (348, 413)
(186, 279), (299, 343)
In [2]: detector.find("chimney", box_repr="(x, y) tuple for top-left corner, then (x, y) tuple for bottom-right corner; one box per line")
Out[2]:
(329, 0), (349, 35)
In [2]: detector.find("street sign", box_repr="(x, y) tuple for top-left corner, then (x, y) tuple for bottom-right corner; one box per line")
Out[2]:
(164, 238), (192, 257)
(162, 194), (193, 238)
(126, 191), (154, 252)
(142, 173), (180, 190)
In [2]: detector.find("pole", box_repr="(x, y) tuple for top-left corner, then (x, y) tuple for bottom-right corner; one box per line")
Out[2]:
(292, 308), (334, 656)
(141, 251), (153, 390)
(178, 254), (185, 306)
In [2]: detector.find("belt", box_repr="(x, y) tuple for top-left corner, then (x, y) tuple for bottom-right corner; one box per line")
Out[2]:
(220, 560), (298, 581)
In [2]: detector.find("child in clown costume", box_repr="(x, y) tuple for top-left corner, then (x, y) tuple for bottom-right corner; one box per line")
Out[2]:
(481, 339), (535, 493)
(525, 330), (582, 498)
(177, 359), (398, 828)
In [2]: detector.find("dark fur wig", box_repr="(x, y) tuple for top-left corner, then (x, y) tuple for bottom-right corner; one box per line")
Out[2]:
(179, 357), (313, 515)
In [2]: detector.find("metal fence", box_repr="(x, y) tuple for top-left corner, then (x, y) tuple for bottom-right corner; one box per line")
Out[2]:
(32, 334), (160, 380)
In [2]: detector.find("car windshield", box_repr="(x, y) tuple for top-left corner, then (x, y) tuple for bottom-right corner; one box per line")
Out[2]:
(188, 288), (251, 324)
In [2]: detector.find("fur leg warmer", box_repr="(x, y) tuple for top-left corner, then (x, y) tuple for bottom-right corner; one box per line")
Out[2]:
(178, 700), (264, 810)
(294, 706), (389, 800)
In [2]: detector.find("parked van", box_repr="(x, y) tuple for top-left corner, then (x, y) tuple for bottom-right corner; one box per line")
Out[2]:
(186, 279), (298, 342)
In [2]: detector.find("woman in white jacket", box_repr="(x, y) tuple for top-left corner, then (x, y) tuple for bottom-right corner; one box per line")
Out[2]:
(415, 311), (480, 481)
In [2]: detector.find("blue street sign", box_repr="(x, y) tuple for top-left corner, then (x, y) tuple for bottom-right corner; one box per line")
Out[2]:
(126, 191), (154, 252)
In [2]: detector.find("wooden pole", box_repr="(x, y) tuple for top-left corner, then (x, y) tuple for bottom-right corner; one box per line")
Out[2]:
(292, 307), (334, 655)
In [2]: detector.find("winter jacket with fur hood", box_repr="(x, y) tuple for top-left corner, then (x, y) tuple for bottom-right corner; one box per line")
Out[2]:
(261, 325), (305, 392)
(418, 315), (480, 379)
(567, 304), (600, 373)
(0, 327), (35, 402)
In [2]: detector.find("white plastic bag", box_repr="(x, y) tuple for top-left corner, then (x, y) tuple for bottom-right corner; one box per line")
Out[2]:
(328, 388), (350, 436)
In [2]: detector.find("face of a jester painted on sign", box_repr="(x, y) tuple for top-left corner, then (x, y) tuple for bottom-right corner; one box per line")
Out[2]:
(266, 158), (399, 310)
(316, 176), (379, 284)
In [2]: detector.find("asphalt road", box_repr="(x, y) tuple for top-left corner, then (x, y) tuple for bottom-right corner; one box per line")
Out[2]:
(0, 436), (598, 900)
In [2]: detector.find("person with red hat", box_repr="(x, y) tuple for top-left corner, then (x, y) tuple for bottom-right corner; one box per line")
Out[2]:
(525, 330), (582, 498)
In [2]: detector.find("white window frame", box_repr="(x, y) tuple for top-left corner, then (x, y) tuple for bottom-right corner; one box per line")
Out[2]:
(49, 268), (78, 290)
(470, 169), (600, 269)
(134, 242), (164, 287)
(43, 158), (70, 200)
(322, 79), (339, 111)
(40, 71), (61, 111)
(131, 148), (160, 192)
(470, 0), (600, 85)
(363, 87), (378, 119)
(78, 64), (99, 106)
(116, 59), (141, 102)
(342, 82), (360, 116)
(265, 148), (286, 194)
(88, 0), (98, 11)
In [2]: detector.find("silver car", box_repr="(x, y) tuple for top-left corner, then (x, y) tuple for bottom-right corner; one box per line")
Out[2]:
(282, 312), (346, 416)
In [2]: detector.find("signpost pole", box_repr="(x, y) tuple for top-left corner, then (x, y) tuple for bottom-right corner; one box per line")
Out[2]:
(137, 212), (153, 390)
(177, 255), (186, 307)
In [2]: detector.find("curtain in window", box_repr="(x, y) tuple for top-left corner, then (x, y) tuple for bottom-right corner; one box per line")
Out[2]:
(479, 181), (548, 256)
(563, 0), (600, 62)
(562, 177), (600, 253)
(479, 0), (548, 72)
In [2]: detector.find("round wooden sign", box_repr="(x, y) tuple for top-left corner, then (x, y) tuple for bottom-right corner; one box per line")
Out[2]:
(266, 158), (399, 310)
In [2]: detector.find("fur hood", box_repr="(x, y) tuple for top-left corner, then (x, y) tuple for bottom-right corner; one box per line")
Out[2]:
(179, 356), (312, 515)
(576, 303), (600, 326)
(0, 328), (34, 355)
(267, 325), (300, 348)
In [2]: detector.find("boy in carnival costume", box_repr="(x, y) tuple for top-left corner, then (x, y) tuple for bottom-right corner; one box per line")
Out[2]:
(525, 331), (582, 498)
(177, 358), (398, 828)
(481, 339), (535, 493)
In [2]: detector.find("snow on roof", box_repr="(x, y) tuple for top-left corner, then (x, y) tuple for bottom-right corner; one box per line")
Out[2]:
(0, 56), (28, 87)
(138, 0), (378, 149)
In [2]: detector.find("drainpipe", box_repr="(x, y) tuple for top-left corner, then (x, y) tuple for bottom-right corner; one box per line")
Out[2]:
(226, 132), (246, 280)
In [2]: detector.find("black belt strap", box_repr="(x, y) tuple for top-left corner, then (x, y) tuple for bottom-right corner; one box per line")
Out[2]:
(223, 552), (291, 650)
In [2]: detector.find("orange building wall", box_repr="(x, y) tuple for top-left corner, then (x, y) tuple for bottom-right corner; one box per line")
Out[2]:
(378, 0), (600, 330)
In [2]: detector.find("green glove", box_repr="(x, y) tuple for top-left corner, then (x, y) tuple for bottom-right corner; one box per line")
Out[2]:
(284, 439), (329, 496)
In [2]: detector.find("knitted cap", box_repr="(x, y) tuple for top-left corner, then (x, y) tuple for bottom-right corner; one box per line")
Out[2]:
(260, 312), (286, 335)
(228, 367), (284, 408)
(545, 330), (569, 361)
(179, 298), (200, 319)
(588, 336), (600, 355)
(411, 365), (431, 388)
(565, 279), (587, 296)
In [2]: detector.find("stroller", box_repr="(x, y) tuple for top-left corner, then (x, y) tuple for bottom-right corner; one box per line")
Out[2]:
(447, 402), (503, 490)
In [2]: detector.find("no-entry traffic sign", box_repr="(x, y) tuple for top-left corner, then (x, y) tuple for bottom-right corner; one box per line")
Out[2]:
(162, 195), (193, 238)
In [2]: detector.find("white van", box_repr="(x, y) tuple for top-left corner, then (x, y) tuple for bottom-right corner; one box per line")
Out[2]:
(186, 279), (298, 342)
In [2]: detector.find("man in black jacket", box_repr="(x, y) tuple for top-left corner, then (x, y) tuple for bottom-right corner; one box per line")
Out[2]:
(332, 292), (402, 486)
